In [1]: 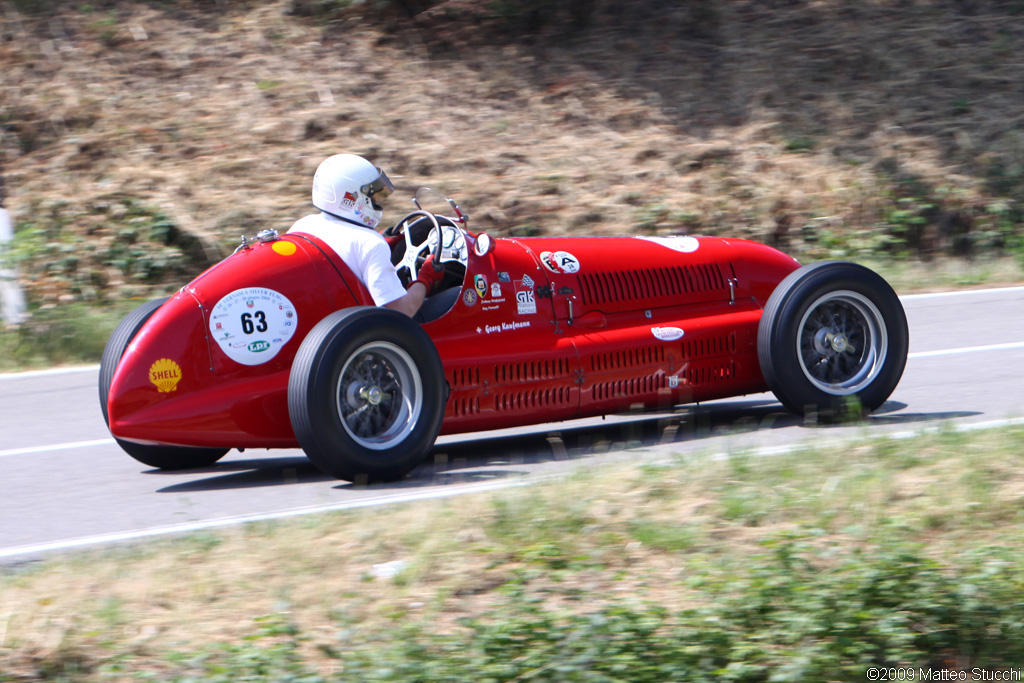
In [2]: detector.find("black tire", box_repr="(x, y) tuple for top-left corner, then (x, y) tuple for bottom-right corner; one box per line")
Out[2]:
(288, 307), (447, 482)
(99, 298), (229, 470)
(757, 261), (909, 421)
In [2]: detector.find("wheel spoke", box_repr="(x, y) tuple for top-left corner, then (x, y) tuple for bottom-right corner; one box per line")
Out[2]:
(796, 290), (887, 395)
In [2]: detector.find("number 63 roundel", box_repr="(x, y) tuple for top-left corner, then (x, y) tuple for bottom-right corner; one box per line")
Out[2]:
(208, 287), (299, 365)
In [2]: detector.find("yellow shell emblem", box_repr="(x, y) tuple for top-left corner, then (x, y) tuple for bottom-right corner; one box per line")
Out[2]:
(149, 358), (182, 393)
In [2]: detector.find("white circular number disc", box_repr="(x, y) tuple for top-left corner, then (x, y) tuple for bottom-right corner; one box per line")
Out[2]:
(209, 288), (298, 366)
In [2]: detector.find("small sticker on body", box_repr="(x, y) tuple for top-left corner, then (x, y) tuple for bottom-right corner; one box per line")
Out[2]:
(149, 358), (182, 393)
(209, 288), (298, 366)
(651, 326), (685, 341)
(540, 251), (581, 274)
(516, 289), (536, 315)
(637, 236), (700, 253)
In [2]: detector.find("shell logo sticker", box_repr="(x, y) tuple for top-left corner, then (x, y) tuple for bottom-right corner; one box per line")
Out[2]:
(149, 358), (182, 393)
(651, 326), (685, 342)
(540, 251), (581, 274)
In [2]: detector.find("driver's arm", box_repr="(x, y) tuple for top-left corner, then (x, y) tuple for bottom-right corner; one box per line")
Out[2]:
(384, 254), (444, 317)
(384, 282), (429, 317)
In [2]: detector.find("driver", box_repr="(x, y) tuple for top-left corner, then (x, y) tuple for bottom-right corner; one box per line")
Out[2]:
(287, 154), (444, 318)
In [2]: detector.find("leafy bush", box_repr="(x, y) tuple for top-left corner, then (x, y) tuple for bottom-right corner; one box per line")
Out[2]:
(131, 542), (1024, 682)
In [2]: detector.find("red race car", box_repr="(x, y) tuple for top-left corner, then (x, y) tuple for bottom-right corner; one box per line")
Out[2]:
(100, 192), (908, 482)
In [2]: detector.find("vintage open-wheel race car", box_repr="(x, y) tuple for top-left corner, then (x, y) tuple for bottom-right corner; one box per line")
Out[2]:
(100, 192), (909, 482)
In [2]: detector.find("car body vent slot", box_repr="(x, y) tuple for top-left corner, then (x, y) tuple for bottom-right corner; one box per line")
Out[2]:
(450, 366), (481, 389)
(684, 333), (737, 359)
(494, 386), (573, 412)
(577, 263), (729, 307)
(450, 397), (482, 417)
(589, 345), (666, 372)
(683, 361), (736, 386)
(592, 373), (665, 402)
(494, 357), (572, 384)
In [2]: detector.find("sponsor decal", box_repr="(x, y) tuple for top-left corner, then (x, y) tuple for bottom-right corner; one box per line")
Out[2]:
(521, 274), (534, 289)
(462, 288), (478, 307)
(149, 358), (182, 393)
(516, 289), (537, 315)
(540, 251), (581, 274)
(498, 272), (511, 283)
(637, 236), (700, 253)
(474, 275), (488, 298)
(651, 326), (685, 341)
(210, 288), (298, 366)
(478, 321), (532, 334)
(341, 191), (357, 207)
(490, 282), (502, 298)
(272, 240), (297, 256)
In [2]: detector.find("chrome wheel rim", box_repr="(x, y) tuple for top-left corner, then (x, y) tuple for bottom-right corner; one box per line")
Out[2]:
(336, 342), (422, 450)
(797, 290), (887, 395)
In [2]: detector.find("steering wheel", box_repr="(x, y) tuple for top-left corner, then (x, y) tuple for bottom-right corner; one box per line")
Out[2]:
(388, 211), (468, 288)
(388, 210), (443, 286)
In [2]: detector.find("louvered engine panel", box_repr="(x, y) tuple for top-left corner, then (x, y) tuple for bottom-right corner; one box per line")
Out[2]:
(493, 386), (574, 412)
(576, 262), (730, 312)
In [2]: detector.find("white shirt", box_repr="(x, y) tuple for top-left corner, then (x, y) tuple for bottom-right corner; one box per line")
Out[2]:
(288, 212), (407, 306)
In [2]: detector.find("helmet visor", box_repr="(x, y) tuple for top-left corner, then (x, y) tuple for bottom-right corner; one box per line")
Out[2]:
(362, 168), (395, 203)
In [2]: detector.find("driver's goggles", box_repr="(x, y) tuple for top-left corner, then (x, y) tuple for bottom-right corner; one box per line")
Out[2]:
(361, 168), (395, 201)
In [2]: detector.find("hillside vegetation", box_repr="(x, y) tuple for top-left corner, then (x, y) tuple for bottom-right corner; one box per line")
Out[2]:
(3, 0), (1024, 309)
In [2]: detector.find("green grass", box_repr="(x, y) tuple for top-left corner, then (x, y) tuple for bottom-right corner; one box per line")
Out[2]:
(4, 425), (1024, 680)
(0, 300), (157, 372)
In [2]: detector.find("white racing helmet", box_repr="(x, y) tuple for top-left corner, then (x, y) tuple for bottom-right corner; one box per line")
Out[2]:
(311, 154), (394, 229)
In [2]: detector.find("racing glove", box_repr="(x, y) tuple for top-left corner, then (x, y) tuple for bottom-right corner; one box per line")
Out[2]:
(411, 254), (445, 294)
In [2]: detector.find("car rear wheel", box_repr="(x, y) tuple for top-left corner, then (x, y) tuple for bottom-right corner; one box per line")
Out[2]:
(288, 307), (447, 482)
(99, 298), (229, 470)
(757, 261), (909, 421)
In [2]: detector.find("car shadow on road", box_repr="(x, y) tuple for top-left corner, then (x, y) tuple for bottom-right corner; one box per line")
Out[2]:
(150, 400), (981, 492)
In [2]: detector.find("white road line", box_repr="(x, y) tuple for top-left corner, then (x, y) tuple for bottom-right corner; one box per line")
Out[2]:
(0, 478), (530, 561)
(908, 341), (1024, 359)
(6, 417), (1024, 561)
(3, 340), (1023, 460)
(0, 364), (99, 381)
(0, 438), (115, 459)
(0, 286), (1020, 382)
(900, 285), (1024, 301)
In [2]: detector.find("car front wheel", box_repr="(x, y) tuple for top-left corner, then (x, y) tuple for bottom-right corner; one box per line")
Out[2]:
(757, 261), (909, 420)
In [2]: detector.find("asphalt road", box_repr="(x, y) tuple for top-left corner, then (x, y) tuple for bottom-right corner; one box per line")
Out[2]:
(2, 286), (1023, 562)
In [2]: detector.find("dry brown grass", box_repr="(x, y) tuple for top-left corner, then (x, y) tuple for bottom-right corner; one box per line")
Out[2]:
(3, 0), (1024, 306)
